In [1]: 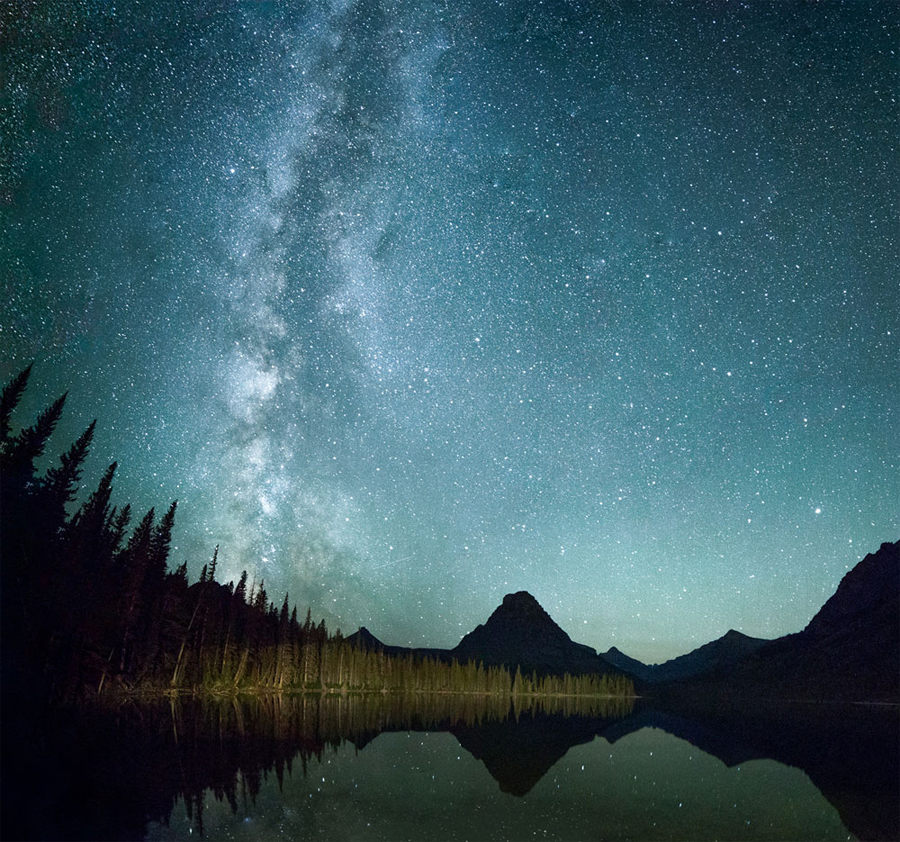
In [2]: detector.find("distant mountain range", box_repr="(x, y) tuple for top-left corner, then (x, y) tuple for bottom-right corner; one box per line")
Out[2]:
(344, 626), (449, 662)
(348, 539), (899, 702)
(601, 629), (769, 683)
(346, 590), (624, 678)
(664, 539), (900, 702)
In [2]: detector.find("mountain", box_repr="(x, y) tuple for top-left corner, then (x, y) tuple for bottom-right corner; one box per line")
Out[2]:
(452, 591), (619, 677)
(346, 591), (622, 675)
(344, 626), (384, 650)
(602, 630), (769, 684)
(450, 713), (614, 796)
(804, 539), (898, 641)
(343, 627), (450, 663)
(604, 702), (899, 842)
(651, 629), (769, 682)
(600, 647), (656, 682)
(348, 592), (622, 679)
(666, 540), (900, 702)
(346, 540), (899, 702)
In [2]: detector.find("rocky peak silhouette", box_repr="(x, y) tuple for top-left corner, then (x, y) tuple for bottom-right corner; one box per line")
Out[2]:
(453, 591), (617, 677)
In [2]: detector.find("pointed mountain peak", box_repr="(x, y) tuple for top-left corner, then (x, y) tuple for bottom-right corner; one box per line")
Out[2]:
(501, 590), (541, 608)
(600, 646), (654, 681)
(495, 591), (550, 621)
(453, 591), (613, 677)
(346, 626), (384, 649)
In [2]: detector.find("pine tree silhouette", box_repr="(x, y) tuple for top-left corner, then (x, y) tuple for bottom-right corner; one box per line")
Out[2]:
(0, 363), (32, 446)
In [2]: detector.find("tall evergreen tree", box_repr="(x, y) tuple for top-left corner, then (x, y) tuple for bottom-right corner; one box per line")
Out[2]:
(69, 462), (117, 538)
(0, 364), (32, 447)
(1, 391), (67, 484)
(1, 390), (68, 620)
(207, 545), (219, 582)
(117, 508), (155, 674)
(150, 501), (178, 577)
(138, 501), (178, 677)
(105, 504), (132, 563)
(39, 421), (96, 539)
(1, 391), (69, 581)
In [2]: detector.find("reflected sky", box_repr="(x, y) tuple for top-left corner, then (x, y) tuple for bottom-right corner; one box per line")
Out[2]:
(148, 726), (850, 841)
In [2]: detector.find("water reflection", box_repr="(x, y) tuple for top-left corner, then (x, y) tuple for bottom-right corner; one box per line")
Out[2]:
(2, 693), (896, 841)
(151, 727), (853, 842)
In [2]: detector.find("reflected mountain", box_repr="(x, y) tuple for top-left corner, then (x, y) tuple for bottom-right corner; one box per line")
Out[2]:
(609, 701), (899, 842)
(1, 693), (896, 841)
(448, 698), (898, 841)
(451, 713), (613, 797)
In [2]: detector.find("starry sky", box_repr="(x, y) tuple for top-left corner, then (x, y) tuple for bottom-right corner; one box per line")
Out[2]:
(2, 0), (898, 663)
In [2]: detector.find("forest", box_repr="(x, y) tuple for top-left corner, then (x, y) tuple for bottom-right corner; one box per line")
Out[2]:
(0, 367), (634, 707)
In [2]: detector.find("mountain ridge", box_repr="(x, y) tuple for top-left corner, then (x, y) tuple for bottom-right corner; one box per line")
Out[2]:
(348, 591), (625, 680)
(347, 540), (899, 701)
(601, 629), (769, 684)
(658, 540), (899, 702)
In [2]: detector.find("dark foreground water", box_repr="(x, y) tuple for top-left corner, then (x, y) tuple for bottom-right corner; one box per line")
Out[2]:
(2, 693), (897, 841)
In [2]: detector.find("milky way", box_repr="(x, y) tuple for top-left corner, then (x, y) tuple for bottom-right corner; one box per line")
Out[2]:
(2, 0), (898, 662)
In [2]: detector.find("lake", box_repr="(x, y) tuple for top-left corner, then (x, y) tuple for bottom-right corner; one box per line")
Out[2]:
(3, 694), (897, 841)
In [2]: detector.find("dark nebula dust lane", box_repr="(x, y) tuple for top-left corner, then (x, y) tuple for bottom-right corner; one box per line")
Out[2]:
(2, 0), (898, 662)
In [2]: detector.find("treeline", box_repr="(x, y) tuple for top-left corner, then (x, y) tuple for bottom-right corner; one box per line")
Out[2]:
(0, 368), (633, 705)
(167, 589), (634, 697)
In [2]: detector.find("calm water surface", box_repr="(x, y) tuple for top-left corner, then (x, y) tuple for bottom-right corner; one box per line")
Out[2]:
(4, 694), (896, 841)
(148, 724), (852, 841)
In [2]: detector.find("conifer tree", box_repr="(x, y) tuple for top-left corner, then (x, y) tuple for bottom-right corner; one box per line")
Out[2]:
(39, 421), (96, 540)
(150, 501), (178, 578)
(275, 593), (290, 688)
(220, 571), (248, 682)
(117, 508), (155, 674)
(1, 389), (68, 622)
(0, 364), (32, 447)
(207, 545), (218, 582)
(69, 462), (117, 539)
(105, 504), (132, 564)
(139, 502), (178, 676)
(1, 392), (67, 488)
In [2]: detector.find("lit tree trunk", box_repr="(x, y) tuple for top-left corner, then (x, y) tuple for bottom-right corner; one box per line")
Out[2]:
(171, 593), (203, 687)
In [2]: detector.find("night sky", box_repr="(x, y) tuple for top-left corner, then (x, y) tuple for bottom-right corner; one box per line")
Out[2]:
(2, 0), (897, 663)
